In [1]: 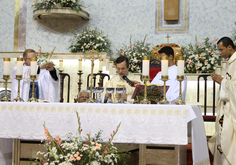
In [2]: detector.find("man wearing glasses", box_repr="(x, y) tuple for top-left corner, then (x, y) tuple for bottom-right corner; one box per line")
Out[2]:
(77, 90), (89, 103)
(104, 56), (141, 103)
(11, 49), (60, 102)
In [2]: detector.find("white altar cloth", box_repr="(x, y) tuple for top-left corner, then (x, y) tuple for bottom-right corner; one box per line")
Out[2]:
(0, 102), (209, 165)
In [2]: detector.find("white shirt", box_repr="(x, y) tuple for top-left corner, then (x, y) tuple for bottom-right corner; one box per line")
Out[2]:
(151, 65), (187, 104)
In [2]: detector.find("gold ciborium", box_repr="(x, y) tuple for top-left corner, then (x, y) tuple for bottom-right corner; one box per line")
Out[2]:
(1, 75), (11, 102)
(13, 75), (24, 102)
(28, 75), (38, 102)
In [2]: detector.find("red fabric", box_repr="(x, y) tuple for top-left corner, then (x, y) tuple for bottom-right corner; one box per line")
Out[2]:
(149, 67), (161, 82)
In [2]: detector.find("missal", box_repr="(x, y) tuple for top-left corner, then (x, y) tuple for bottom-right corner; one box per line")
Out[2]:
(131, 84), (170, 104)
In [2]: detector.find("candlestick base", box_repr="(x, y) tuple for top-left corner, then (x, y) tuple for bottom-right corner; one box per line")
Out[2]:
(159, 75), (169, 104)
(140, 76), (151, 104)
(28, 75), (38, 102)
(175, 75), (186, 105)
(1, 75), (11, 102)
(13, 75), (24, 102)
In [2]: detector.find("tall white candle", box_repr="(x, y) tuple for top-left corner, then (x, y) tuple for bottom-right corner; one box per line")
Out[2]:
(142, 56), (150, 76)
(16, 57), (23, 75)
(3, 58), (10, 75)
(177, 57), (184, 76)
(161, 56), (168, 76)
(30, 58), (37, 75)
(99, 59), (103, 71)
(78, 59), (82, 70)
(59, 60), (63, 70)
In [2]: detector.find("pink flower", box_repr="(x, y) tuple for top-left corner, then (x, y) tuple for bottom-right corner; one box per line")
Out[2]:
(44, 128), (49, 138)
(69, 156), (74, 161)
(210, 38), (218, 45)
(121, 53), (124, 56)
(205, 62), (208, 65)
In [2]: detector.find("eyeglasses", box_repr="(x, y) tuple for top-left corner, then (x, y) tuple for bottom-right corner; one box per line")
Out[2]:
(25, 58), (37, 60)
(79, 96), (89, 99)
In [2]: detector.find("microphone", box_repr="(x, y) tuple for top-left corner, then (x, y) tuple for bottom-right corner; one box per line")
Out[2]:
(122, 75), (134, 86)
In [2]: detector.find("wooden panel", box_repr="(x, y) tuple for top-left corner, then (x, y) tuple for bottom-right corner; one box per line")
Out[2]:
(164, 0), (179, 21)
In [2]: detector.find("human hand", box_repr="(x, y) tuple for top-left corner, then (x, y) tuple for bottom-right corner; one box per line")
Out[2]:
(123, 93), (127, 101)
(129, 80), (141, 87)
(115, 93), (121, 100)
(40, 62), (55, 71)
(211, 73), (223, 84)
(105, 93), (111, 98)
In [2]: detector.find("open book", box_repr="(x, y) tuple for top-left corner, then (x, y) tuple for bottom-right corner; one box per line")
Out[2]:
(131, 84), (170, 104)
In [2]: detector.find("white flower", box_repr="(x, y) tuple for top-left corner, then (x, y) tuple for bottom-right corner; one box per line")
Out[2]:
(90, 161), (100, 165)
(207, 64), (211, 69)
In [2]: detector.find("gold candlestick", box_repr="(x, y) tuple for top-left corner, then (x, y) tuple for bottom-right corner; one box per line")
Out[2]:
(175, 75), (186, 105)
(1, 75), (11, 102)
(28, 75), (38, 102)
(85, 48), (101, 103)
(77, 70), (83, 93)
(13, 75), (24, 102)
(140, 75), (151, 104)
(159, 75), (169, 104)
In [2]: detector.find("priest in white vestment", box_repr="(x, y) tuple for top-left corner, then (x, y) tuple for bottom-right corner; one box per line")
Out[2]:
(104, 56), (141, 103)
(208, 37), (236, 165)
(11, 49), (60, 102)
(151, 46), (187, 104)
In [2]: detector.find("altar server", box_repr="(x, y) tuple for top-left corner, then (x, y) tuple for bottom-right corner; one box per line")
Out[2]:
(104, 56), (141, 103)
(151, 46), (187, 104)
(208, 37), (236, 165)
(11, 49), (60, 102)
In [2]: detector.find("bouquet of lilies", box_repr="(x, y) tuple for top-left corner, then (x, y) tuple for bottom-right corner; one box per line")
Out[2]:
(34, 112), (128, 165)
(116, 35), (153, 73)
(36, 46), (56, 65)
(182, 37), (222, 73)
(69, 27), (111, 54)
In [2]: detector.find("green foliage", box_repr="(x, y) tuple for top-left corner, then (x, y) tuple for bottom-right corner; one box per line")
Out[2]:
(32, 0), (83, 12)
(182, 37), (222, 73)
(34, 112), (128, 165)
(116, 35), (153, 73)
(69, 27), (111, 54)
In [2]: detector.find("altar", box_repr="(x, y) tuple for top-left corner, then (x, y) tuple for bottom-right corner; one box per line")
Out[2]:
(0, 102), (210, 165)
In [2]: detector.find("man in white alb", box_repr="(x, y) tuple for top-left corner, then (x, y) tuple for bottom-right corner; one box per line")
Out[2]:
(104, 56), (141, 103)
(151, 46), (187, 104)
(208, 37), (236, 165)
(11, 49), (60, 102)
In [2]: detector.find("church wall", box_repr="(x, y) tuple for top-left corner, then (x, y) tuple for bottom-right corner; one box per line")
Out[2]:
(0, 0), (236, 55)
(0, 0), (236, 103)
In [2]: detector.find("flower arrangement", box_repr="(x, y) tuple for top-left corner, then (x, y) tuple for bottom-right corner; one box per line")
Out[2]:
(182, 37), (222, 73)
(69, 27), (111, 53)
(32, 0), (83, 12)
(231, 22), (236, 45)
(35, 112), (129, 165)
(116, 35), (153, 73)
(36, 46), (56, 65)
